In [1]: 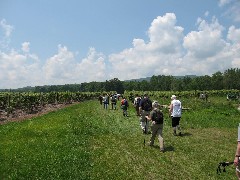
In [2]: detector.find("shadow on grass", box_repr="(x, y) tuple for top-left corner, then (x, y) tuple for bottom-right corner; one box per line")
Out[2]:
(164, 145), (174, 152)
(180, 132), (192, 137)
(150, 145), (175, 152)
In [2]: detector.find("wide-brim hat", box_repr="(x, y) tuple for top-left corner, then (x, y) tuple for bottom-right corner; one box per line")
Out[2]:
(171, 95), (177, 99)
(152, 101), (159, 108)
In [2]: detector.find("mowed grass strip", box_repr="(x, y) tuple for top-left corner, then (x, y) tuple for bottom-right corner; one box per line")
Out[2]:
(0, 98), (239, 179)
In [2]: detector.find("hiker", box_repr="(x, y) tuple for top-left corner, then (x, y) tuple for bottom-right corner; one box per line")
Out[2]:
(129, 93), (135, 104)
(102, 94), (109, 109)
(111, 95), (117, 110)
(145, 101), (164, 152)
(234, 126), (240, 179)
(139, 93), (152, 134)
(169, 95), (182, 136)
(98, 95), (103, 105)
(117, 94), (121, 100)
(133, 94), (141, 116)
(205, 92), (208, 102)
(199, 92), (208, 102)
(121, 97), (129, 117)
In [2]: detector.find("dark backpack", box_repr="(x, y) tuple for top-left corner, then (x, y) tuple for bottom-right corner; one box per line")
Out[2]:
(142, 98), (152, 111)
(136, 97), (141, 106)
(111, 97), (116, 103)
(152, 109), (163, 124)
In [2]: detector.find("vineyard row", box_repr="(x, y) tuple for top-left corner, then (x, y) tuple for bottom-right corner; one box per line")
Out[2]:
(0, 90), (239, 119)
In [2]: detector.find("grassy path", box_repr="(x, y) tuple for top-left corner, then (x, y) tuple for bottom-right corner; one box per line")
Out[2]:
(0, 99), (238, 179)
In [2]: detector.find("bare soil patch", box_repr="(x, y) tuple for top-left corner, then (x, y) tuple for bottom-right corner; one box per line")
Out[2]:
(0, 102), (79, 125)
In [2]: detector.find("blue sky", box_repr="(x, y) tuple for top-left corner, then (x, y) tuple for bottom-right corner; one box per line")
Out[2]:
(0, 0), (240, 89)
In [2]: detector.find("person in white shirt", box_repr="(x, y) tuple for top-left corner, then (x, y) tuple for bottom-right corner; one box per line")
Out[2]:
(133, 94), (141, 116)
(169, 95), (182, 136)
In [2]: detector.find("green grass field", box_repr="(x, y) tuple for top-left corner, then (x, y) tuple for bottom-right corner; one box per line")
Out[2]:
(0, 96), (239, 179)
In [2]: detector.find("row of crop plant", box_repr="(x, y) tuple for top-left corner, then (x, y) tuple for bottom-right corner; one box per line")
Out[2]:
(0, 91), (101, 117)
(124, 89), (240, 99)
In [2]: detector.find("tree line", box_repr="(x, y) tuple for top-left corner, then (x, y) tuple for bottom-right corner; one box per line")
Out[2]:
(1, 68), (240, 93)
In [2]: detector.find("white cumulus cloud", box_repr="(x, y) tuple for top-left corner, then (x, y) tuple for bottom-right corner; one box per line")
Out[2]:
(21, 42), (30, 53)
(219, 0), (240, 22)
(0, 49), (42, 88)
(0, 19), (14, 37)
(43, 45), (107, 85)
(108, 13), (240, 79)
(0, 19), (14, 49)
(218, 0), (232, 7)
(0, 12), (240, 89)
(227, 26), (240, 43)
(183, 17), (226, 59)
(109, 13), (185, 80)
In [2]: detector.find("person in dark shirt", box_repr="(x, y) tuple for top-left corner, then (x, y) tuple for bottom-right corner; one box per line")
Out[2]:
(139, 93), (152, 134)
(146, 101), (164, 152)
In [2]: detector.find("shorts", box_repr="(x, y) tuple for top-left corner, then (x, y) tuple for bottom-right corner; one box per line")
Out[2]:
(172, 117), (181, 127)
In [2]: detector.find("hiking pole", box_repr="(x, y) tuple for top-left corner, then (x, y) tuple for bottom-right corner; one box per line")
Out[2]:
(143, 116), (148, 146)
(216, 161), (234, 175)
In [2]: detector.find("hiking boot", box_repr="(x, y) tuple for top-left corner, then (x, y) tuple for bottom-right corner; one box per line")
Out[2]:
(160, 148), (165, 153)
(179, 132), (182, 136)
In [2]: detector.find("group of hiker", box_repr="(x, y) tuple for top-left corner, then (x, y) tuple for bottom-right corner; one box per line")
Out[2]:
(135, 93), (182, 152)
(98, 93), (130, 116)
(98, 93), (119, 110)
(98, 92), (182, 153)
(99, 92), (240, 178)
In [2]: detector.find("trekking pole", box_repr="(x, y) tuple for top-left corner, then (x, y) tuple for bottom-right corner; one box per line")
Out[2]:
(143, 116), (147, 146)
(216, 161), (234, 175)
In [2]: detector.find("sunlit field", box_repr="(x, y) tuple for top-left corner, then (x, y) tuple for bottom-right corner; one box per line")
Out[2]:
(0, 95), (239, 179)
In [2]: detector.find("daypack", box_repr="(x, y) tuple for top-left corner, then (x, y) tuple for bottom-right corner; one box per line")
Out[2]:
(142, 98), (152, 111)
(111, 96), (116, 103)
(152, 109), (163, 124)
(136, 97), (141, 106)
(121, 99), (128, 106)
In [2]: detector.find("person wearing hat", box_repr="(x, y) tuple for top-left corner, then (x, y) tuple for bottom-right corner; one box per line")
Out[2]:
(145, 101), (164, 152)
(169, 95), (182, 136)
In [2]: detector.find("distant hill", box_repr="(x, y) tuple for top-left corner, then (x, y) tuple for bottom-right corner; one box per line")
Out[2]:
(125, 75), (197, 82)
(174, 75), (197, 79)
(125, 77), (151, 82)
(0, 75), (197, 92)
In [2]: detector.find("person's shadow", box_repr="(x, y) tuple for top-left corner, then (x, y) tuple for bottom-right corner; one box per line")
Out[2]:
(164, 145), (174, 152)
(179, 132), (192, 137)
(151, 145), (174, 152)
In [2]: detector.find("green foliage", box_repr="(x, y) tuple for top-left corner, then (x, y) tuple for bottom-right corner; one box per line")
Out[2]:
(0, 91), (101, 116)
(1, 68), (240, 93)
(0, 96), (239, 179)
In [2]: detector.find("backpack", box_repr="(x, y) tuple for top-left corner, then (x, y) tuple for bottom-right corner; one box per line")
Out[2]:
(142, 98), (152, 111)
(111, 96), (116, 103)
(136, 97), (141, 106)
(121, 99), (128, 110)
(121, 99), (128, 106)
(152, 109), (163, 124)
